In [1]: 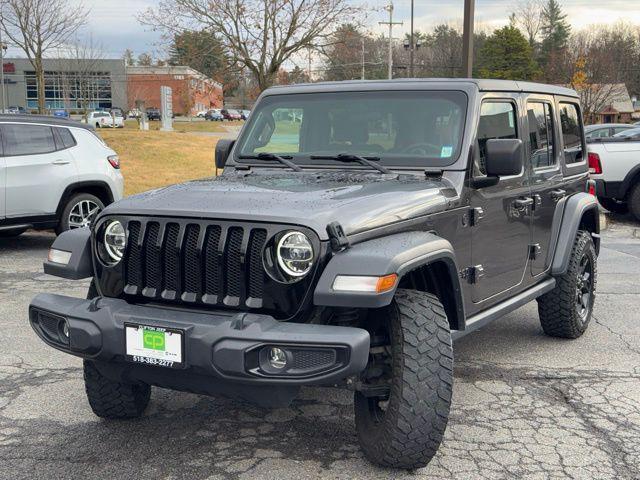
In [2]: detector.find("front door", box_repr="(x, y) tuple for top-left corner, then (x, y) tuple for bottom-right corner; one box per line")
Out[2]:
(525, 97), (565, 276)
(470, 97), (532, 303)
(3, 123), (76, 218)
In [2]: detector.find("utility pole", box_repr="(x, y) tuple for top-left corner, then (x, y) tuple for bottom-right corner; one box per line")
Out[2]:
(409, 0), (414, 77)
(379, 3), (402, 80)
(361, 38), (365, 80)
(462, 0), (475, 78)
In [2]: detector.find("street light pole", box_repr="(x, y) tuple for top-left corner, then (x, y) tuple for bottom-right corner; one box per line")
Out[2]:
(462, 0), (475, 78)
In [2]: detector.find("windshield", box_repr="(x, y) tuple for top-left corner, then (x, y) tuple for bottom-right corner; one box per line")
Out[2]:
(235, 90), (467, 168)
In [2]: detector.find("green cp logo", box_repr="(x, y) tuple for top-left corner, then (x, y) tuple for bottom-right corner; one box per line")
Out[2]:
(143, 329), (165, 351)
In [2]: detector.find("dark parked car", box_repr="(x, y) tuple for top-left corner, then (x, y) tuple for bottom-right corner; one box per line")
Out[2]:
(52, 109), (70, 118)
(146, 108), (161, 121)
(30, 79), (599, 470)
(204, 109), (223, 121)
(221, 108), (242, 121)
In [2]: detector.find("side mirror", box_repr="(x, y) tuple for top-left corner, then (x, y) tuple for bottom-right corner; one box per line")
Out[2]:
(485, 138), (523, 177)
(215, 139), (235, 170)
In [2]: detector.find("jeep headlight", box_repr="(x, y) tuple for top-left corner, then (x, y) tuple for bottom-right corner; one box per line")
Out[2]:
(101, 220), (126, 265)
(277, 231), (314, 278)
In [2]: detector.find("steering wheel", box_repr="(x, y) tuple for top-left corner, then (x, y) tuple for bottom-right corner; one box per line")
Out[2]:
(400, 142), (442, 156)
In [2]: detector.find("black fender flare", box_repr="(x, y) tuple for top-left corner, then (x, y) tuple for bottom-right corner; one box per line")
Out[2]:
(43, 227), (93, 280)
(551, 192), (600, 276)
(313, 231), (466, 329)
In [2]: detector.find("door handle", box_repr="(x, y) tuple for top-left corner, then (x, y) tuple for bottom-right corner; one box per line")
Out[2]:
(51, 159), (70, 165)
(550, 189), (566, 201)
(513, 197), (534, 210)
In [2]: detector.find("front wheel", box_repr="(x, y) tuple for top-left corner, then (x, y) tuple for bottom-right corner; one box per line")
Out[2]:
(354, 290), (453, 469)
(629, 183), (640, 221)
(56, 193), (104, 234)
(537, 230), (597, 338)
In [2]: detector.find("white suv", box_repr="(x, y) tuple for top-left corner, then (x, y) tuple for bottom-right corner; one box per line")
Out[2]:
(0, 115), (124, 236)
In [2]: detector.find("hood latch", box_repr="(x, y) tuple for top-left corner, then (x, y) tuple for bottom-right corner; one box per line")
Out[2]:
(326, 222), (350, 252)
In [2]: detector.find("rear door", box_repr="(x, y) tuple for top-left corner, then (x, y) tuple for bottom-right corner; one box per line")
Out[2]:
(525, 96), (564, 276)
(3, 123), (77, 217)
(470, 95), (532, 302)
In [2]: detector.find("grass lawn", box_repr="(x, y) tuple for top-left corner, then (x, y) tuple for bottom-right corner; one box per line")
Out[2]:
(123, 119), (244, 133)
(99, 127), (224, 196)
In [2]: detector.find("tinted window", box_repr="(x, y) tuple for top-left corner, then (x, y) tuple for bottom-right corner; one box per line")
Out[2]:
(559, 103), (584, 164)
(612, 126), (630, 135)
(476, 101), (517, 175)
(3, 124), (56, 156)
(57, 128), (76, 149)
(527, 102), (555, 169)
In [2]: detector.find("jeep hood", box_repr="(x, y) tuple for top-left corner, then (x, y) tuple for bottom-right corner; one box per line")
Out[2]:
(103, 170), (457, 240)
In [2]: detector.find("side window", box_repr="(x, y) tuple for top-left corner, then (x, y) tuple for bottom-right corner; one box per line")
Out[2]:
(527, 102), (555, 169)
(3, 124), (56, 156)
(612, 126), (628, 135)
(476, 101), (517, 175)
(559, 102), (585, 164)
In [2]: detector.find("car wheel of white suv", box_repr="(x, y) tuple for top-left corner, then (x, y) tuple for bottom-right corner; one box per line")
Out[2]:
(57, 193), (104, 234)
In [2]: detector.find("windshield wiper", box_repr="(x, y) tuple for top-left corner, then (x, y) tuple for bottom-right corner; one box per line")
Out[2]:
(238, 153), (302, 172)
(310, 153), (391, 174)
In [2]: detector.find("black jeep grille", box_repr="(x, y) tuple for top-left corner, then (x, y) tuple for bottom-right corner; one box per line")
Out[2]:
(123, 219), (269, 309)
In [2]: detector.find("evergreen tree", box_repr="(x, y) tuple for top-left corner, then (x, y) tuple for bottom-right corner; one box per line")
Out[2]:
(478, 26), (540, 80)
(168, 30), (226, 79)
(540, 0), (571, 63)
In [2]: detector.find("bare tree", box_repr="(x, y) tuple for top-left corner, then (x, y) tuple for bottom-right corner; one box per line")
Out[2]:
(0, 0), (89, 112)
(139, 0), (362, 91)
(511, 0), (544, 47)
(52, 37), (106, 115)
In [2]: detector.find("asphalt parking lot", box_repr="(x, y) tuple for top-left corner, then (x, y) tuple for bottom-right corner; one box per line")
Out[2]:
(1, 217), (639, 480)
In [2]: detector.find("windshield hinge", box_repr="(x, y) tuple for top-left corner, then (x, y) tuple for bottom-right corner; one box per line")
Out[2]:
(327, 222), (350, 252)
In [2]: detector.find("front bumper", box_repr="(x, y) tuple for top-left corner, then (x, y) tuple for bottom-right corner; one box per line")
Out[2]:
(29, 294), (370, 404)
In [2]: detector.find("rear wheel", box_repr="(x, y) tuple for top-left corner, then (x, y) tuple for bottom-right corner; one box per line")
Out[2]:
(598, 197), (628, 214)
(538, 230), (597, 338)
(0, 227), (27, 238)
(56, 193), (104, 234)
(354, 290), (453, 469)
(629, 183), (640, 221)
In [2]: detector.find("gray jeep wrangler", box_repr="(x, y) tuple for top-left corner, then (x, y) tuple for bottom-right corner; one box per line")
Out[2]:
(30, 79), (599, 469)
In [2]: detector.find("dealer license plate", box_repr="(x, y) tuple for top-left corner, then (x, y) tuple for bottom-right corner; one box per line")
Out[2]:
(125, 324), (184, 369)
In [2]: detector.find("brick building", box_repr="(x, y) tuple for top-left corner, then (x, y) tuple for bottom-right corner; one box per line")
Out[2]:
(126, 66), (223, 116)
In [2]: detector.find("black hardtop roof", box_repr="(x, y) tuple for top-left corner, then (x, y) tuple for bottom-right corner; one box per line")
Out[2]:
(0, 114), (95, 131)
(264, 78), (578, 98)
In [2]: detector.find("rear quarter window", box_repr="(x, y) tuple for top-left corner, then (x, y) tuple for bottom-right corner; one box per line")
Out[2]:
(559, 103), (585, 164)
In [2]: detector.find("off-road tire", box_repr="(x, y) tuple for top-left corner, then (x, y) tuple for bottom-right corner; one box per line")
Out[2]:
(83, 360), (151, 419)
(83, 281), (151, 419)
(537, 230), (597, 339)
(629, 183), (640, 221)
(598, 197), (628, 215)
(56, 193), (104, 234)
(354, 290), (453, 469)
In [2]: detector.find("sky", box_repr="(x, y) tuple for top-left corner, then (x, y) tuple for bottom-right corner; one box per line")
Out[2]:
(4, 0), (640, 60)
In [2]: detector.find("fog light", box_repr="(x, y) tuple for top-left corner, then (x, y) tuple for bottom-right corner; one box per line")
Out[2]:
(268, 347), (287, 370)
(61, 321), (69, 339)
